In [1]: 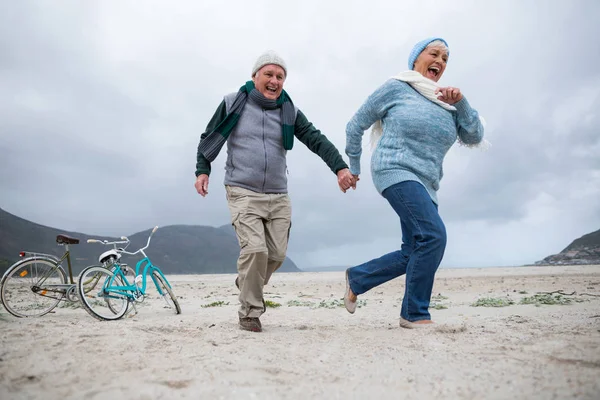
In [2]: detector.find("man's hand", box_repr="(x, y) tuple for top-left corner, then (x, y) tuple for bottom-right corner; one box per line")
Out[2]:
(195, 174), (209, 197)
(337, 168), (356, 193)
(436, 86), (463, 105)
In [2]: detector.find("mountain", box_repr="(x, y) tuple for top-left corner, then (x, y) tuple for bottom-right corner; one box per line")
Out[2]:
(0, 208), (301, 275)
(535, 228), (600, 265)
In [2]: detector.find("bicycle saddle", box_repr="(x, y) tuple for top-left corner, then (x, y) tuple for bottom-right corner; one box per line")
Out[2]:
(56, 234), (80, 245)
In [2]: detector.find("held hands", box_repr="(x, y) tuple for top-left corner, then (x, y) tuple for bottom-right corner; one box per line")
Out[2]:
(197, 170), (359, 196)
(337, 168), (359, 193)
(195, 174), (209, 197)
(436, 86), (463, 105)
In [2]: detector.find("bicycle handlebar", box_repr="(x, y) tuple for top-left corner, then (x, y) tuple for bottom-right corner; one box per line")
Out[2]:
(88, 226), (159, 256)
(87, 238), (130, 245)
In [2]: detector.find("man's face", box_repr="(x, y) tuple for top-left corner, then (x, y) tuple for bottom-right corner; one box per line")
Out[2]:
(252, 64), (286, 100)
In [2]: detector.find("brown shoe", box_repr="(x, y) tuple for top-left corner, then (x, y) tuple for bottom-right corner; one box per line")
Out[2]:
(239, 317), (262, 332)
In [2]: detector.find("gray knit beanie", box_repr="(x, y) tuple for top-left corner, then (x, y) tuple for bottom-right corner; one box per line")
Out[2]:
(251, 51), (287, 77)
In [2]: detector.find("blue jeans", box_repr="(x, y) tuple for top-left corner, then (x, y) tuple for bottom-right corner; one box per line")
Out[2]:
(347, 181), (447, 322)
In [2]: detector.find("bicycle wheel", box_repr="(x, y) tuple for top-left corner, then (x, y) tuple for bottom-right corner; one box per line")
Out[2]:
(77, 266), (129, 321)
(1, 258), (67, 318)
(152, 271), (181, 314)
(77, 264), (122, 310)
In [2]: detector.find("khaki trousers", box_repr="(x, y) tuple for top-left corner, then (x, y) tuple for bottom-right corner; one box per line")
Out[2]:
(225, 185), (292, 318)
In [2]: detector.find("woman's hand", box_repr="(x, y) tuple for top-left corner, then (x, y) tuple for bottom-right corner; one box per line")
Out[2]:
(352, 175), (360, 190)
(436, 87), (463, 105)
(337, 168), (356, 193)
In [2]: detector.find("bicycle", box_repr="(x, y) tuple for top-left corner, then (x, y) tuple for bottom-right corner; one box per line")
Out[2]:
(0, 234), (103, 317)
(77, 226), (181, 321)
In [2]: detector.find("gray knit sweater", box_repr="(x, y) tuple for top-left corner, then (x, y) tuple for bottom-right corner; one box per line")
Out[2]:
(196, 93), (348, 194)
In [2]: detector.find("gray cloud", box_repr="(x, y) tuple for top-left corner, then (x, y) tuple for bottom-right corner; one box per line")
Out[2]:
(1, 0), (599, 269)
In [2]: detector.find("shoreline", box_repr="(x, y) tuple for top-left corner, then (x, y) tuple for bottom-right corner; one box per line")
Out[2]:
(168, 264), (600, 281)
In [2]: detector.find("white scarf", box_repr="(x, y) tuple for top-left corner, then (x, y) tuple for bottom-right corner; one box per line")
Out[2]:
(370, 71), (490, 150)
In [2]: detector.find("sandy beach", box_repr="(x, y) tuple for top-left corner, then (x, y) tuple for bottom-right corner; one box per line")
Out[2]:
(1, 265), (599, 400)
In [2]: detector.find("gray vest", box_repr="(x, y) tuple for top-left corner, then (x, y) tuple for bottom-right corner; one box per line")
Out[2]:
(223, 92), (298, 193)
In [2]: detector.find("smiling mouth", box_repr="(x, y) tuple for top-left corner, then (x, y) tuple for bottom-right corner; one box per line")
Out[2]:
(427, 66), (440, 78)
(266, 86), (278, 93)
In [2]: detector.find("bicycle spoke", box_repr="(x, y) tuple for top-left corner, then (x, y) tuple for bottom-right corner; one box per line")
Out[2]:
(151, 271), (181, 315)
(1, 259), (66, 318)
(78, 266), (129, 321)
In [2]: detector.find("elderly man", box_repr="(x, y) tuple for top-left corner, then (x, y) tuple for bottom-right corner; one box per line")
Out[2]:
(195, 51), (355, 332)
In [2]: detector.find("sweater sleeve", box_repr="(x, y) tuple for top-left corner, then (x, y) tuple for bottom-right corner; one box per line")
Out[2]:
(453, 97), (484, 145)
(195, 100), (228, 177)
(345, 79), (397, 175)
(294, 110), (348, 174)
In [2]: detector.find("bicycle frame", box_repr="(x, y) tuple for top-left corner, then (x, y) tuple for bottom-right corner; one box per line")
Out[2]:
(87, 226), (172, 300)
(12, 250), (75, 297)
(23, 243), (76, 281)
(100, 257), (172, 300)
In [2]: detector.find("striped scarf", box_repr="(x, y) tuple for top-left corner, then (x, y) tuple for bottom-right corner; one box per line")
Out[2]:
(198, 81), (295, 162)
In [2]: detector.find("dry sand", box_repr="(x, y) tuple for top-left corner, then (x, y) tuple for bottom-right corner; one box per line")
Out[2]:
(1, 265), (599, 399)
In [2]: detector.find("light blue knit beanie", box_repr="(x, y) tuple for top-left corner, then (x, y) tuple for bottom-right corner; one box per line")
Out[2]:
(408, 37), (450, 70)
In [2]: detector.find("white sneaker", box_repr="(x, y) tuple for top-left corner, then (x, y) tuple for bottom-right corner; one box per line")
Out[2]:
(344, 270), (357, 314)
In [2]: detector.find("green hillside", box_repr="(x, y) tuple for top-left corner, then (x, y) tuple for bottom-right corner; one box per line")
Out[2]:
(563, 228), (600, 251)
(0, 208), (300, 275)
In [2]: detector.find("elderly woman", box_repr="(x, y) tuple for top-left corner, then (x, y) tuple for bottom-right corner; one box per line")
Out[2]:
(343, 37), (485, 328)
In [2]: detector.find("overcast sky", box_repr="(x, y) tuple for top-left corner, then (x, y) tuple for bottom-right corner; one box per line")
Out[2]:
(1, 0), (599, 269)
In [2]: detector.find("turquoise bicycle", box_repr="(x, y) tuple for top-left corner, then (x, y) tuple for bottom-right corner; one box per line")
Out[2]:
(77, 226), (181, 321)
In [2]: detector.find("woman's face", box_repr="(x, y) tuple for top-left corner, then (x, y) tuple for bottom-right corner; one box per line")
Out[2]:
(413, 45), (448, 82)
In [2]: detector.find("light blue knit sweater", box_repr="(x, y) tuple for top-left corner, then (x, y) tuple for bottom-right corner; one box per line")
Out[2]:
(345, 78), (484, 204)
